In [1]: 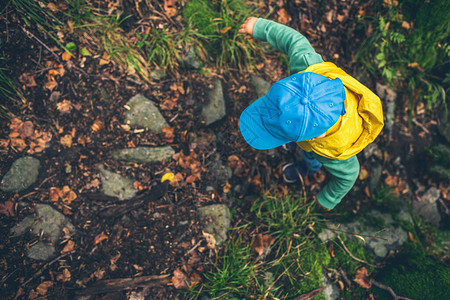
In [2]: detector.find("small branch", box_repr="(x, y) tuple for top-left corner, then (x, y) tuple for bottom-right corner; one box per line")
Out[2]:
(337, 235), (378, 268)
(371, 279), (414, 300)
(338, 267), (352, 287)
(21, 26), (59, 60)
(24, 250), (76, 285)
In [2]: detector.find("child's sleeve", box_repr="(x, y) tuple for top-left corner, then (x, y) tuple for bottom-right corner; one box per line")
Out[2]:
(312, 154), (360, 210)
(253, 18), (324, 73)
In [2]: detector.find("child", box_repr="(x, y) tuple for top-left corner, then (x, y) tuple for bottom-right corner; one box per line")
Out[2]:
(238, 17), (384, 210)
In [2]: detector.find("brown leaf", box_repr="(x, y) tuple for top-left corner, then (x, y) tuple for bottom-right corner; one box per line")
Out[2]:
(91, 120), (104, 132)
(10, 138), (27, 151)
(171, 269), (189, 289)
(47, 2), (58, 12)
(220, 26), (232, 34)
(252, 234), (275, 256)
(359, 168), (369, 180)
(354, 267), (371, 289)
(19, 72), (37, 87)
(61, 240), (75, 254)
(189, 273), (202, 286)
(0, 201), (15, 217)
(277, 8), (291, 24)
(202, 231), (216, 249)
(56, 268), (71, 282)
(49, 187), (61, 202)
(60, 134), (73, 148)
(163, 0), (177, 17)
(61, 185), (77, 204)
(36, 281), (53, 296)
(162, 127), (175, 143)
(94, 232), (108, 245)
(62, 51), (72, 61)
(57, 100), (73, 113)
(45, 80), (58, 91)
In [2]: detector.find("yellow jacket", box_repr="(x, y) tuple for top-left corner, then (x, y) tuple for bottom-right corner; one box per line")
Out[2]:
(297, 62), (384, 160)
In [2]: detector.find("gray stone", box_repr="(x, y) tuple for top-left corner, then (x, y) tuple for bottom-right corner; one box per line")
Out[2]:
(99, 165), (137, 201)
(182, 46), (202, 69)
(369, 163), (383, 192)
(322, 271), (339, 300)
(125, 94), (169, 132)
(27, 242), (56, 261)
(201, 79), (226, 126)
(319, 211), (409, 258)
(112, 146), (175, 163)
(1, 156), (40, 192)
(10, 204), (75, 261)
(413, 187), (441, 225)
(198, 204), (231, 246)
(376, 83), (396, 140)
(250, 75), (271, 99)
(396, 208), (414, 224)
(208, 153), (232, 185)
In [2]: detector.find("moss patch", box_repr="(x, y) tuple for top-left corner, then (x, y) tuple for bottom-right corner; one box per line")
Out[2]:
(374, 242), (450, 299)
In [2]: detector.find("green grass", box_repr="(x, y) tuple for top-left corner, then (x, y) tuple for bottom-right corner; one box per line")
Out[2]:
(355, 0), (450, 110)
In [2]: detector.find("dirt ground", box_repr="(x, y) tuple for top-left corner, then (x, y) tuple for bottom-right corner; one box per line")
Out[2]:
(1, 1), (448, 299)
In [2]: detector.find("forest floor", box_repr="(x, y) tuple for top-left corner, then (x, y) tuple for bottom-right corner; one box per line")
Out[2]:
(1, 0), (448, 299)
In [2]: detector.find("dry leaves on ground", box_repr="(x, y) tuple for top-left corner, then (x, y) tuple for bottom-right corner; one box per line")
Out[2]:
(8, 118), (52, 153)
(252, 234), (275, 257)
(0, 201), (15, 217)
(354, 267), (372, 289)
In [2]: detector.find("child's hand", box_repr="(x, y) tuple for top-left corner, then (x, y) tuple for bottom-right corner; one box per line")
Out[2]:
(239, 17), (258, 38)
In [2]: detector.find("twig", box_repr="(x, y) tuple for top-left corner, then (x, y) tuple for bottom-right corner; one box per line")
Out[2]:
(338, 267), (352, 287)
(371, 279), (414, 300)
(337, 235), (378, 268)
(21, 26), (59, 60)
(24, 250), (76, 285)
(412, 118), (430, 134)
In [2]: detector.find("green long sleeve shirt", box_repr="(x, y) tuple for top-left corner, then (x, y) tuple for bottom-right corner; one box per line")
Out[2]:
(253, 18), (360, 210)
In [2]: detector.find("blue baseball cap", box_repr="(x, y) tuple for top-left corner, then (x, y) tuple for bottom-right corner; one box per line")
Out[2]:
(239, 72), (346, 150)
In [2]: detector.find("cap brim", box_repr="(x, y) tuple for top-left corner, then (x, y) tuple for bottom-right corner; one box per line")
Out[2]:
(239, 95), (289, 150)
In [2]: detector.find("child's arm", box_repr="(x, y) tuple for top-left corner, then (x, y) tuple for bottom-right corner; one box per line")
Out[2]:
(239, 17), (323, 73)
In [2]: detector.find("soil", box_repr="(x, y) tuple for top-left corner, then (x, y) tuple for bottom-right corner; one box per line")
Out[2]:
(0, 1), (448, 299)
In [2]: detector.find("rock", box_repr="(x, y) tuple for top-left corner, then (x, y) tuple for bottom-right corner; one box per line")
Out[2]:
(207, 153), (232, 185)
(182, 46), (202, 69)
(376, 83), (396, 140)
(364, 144), (382, 160)
(125, 94), (169, 132)
(368, 162), (383, 192)
(10, 204), (75, 260)
(99, 165), (137, 200)
(412, 187), (441, 226)
(198, 204), (231, 246)
(322, 271), (339, 300)
(1, 156), (40, 192)
(201, 79), (226, 126)
(319, 211), (409, 258)
(28, 243), (56, 261)
(112, 146), (175, 163)
(250, 75), (271, 100)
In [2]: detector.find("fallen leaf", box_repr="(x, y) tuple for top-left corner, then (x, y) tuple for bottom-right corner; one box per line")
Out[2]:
(56, 268), (71, 282)
(45, 79), (58, 91)
(252, 234), (275, 257)
(189, 273), (202, 286)
(19, 72), (37, 87)
(36, 281), (54, 296)
(162, 127), (175, 143)
(57, 100), (73, 113)
(133, 180), (144, 190)
(408, 232), (419, 243)
(0, 201), (15, 217)
(354, 267), (371, 289)
(359, 168), (369, 180)
(80, 47), (92, 56)
(202, 231), (216, 249)
(338, 280), (344, 290)
(47, 3), (58, 12)
(91, 120), (104, 132)
(49, 187), (61, 202)
(220, 26), (232, 34)
(62, 51), (72, 61)
(223, 182), (231, 193)
(163, 0), (177, 17)
(61, 185), (77, 204)
(364, 186), (371, 198)
(61, 240), (75, 254)
(161, 172), (175, 183)
(94, 232), (108, 245)
(277, 8), (291, 24)
(171, 269), (189, 290)
(60, 134), (73, 148)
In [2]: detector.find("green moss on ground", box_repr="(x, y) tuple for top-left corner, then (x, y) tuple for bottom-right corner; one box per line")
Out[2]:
(374, 242), (450, 300)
